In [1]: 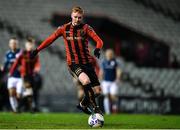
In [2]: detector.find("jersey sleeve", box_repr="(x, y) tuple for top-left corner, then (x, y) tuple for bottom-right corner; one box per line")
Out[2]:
(37, 26), (64, 52)
(86, 25), (103, 49)
(9, 54), (22, 76)
(3, 53), (9, 71)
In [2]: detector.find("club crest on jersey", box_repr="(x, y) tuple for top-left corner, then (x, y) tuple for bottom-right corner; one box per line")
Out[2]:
(110, 61), (115, 66)
(80, 29), (85, 36)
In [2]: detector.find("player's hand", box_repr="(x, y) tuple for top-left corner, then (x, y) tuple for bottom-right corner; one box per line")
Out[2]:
(94, 48), (100, 59)
(30, 49), (38, 59)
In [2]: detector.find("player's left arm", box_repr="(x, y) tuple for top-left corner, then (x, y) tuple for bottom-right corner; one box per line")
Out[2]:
(116, 68), (122, 81)
(116, 60), (122, 82)
(86, 25), (103, 58)
(86, 25), (103, 49)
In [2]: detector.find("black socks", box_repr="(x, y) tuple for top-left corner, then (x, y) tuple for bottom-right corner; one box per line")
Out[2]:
(81, 83), (97, 108)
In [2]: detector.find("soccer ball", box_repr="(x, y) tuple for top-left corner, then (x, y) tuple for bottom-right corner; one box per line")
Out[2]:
(88, 113), (104, 128)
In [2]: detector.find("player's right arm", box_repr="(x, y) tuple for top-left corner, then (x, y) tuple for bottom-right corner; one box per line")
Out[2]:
(2, 55), (8, 71)
(1, 52), (10, 72)
(31, 26), (64, 58)
(37, 26), (64, 52)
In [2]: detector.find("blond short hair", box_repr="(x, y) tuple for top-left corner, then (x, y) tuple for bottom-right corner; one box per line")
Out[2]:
(9, 37), (18, 45)
(72, 6), (84, 14)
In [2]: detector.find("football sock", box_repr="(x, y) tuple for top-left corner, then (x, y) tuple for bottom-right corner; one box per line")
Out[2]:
(9, 96), (18, 112)
(81, 83), (97, 108)
(17, 97), (23, 111)
(112, 99), (118, 113)
(81, 95), (89, 107)
(27, 95), (33, 112)
(104, 96), (110, 114)
(94, 93), (101, 98)
(81, 84), (91, 106)
(88, 87), (98, 108)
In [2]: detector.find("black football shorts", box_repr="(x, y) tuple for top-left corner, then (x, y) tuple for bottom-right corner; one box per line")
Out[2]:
(23, 75), (34, 87)
(68, 63), (100, 87)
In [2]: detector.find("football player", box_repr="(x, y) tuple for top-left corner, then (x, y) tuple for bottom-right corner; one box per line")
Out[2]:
(31, 6), (103, 114)
(1, 37), (22, 113)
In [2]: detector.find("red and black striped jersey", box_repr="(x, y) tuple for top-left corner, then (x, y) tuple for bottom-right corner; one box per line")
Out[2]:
(37, 22), (103, 65)
(10, 50), (40, 77)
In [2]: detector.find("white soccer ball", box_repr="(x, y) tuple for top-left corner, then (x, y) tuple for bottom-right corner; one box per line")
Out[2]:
(88, 113), (104, 128)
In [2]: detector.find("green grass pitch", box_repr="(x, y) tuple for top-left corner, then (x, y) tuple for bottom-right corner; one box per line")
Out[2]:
(0, 112), (180, 129)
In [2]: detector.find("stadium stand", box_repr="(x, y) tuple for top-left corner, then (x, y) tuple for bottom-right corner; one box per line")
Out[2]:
(122, 61), (180, 97)
(134, 0), (180, 21)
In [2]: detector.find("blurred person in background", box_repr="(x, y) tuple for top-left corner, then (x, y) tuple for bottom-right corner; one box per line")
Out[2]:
(31, 6), (103, 115)
(9, 38), (40, 112)
(99, 49), (122, 114)
(0, 67), (9, 110)
(1, 37), (22, 113)
(32, 72), (43, 112)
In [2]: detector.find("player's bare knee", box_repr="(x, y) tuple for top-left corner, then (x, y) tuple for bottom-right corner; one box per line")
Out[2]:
(16, 93), (21, 99)
(110, 95), (118, 101)
(82, 78), (91, 85)
(93, 86), (101, 95)
(8, 91), (13, 97)
(8, 88), (16, 97)
(83, 76), (90, 85)
(24, 82), (31, 88)
(78, 73), (90, 85)
(24, 88), (33, 97)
